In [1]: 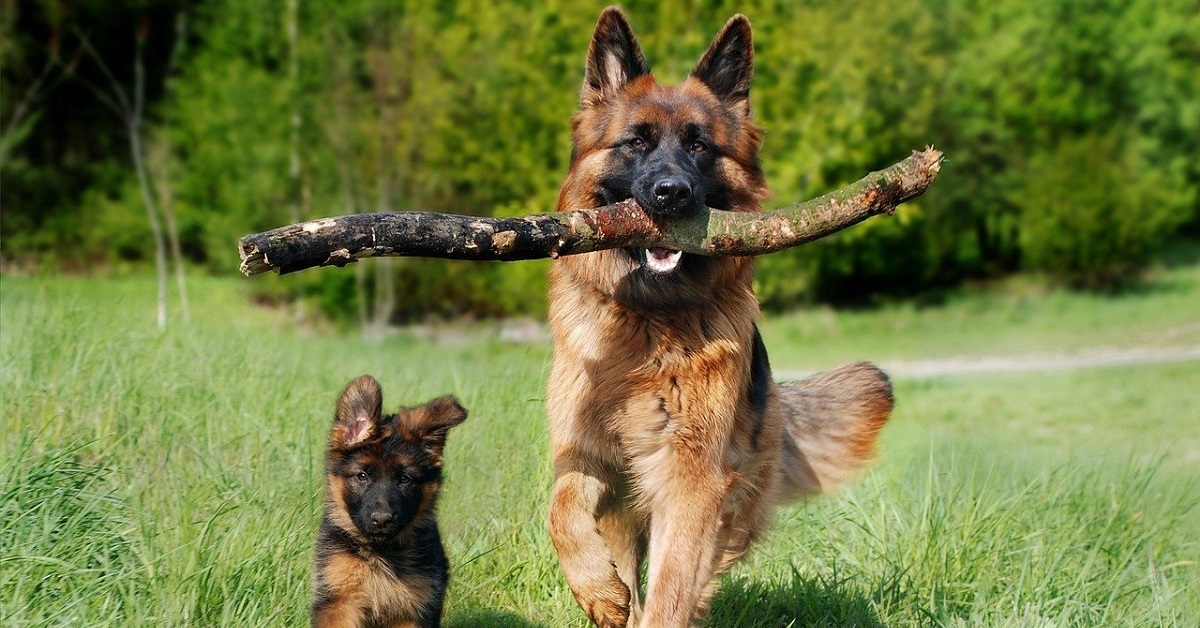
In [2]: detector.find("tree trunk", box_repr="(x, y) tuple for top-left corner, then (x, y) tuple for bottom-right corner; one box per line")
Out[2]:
(287, 0), (302, 225)
(239, 148), (943, 276)
(285, 0), (310, 323)
(148, 137), (191, 324)
(129, 118), (169, 329)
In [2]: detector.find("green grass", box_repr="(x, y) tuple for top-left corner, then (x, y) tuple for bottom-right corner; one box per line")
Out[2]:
(759, 262), (1200, 368)
(2, 268), (1198, 626)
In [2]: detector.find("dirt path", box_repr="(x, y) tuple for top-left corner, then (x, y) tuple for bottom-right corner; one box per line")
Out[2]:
(775, 344), (1200, 380)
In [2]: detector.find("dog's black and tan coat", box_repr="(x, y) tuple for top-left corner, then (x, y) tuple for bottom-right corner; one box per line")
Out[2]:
(546, 8), (894, 627)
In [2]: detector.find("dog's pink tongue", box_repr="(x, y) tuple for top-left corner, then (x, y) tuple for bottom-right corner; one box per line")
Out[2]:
(645, 248), (683, 274)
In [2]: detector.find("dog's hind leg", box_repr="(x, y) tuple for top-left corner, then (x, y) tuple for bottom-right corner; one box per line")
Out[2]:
(549, 461), (640, 628)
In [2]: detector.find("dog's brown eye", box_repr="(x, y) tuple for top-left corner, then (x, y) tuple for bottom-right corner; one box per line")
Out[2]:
(629, 136), (646, 150)
(398, 474), (413, 484)
(691, 140), (707, 153)
(355, 471), (369, 481)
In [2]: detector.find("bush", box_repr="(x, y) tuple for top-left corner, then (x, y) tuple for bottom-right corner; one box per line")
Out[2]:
(1014, 133), (1193, 289)
(757, 204), (937, 308)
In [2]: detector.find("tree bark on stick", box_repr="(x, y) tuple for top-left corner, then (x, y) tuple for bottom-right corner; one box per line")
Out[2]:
(239, 148), (943, 277)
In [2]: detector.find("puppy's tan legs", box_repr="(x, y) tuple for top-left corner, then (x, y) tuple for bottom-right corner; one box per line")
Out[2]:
(312, 599), (365, 628)
(549, 464), (640, 628)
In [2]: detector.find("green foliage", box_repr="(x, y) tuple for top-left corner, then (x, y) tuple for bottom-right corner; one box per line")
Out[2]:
(2, 0), (1198, 317)
(315, 260), (550, 322)
(1015, 133), (1192, 288)
(914, 0), (1200, 285)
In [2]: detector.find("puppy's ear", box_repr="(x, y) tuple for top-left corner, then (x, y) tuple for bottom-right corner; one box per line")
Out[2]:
(331, 375), (382, 448)
(691, 15), (754, 114)
(403, 396), (468, 459)
(581, 7), (650, 106)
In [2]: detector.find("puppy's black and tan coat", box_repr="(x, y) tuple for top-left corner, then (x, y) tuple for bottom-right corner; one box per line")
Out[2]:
(312, 375), (467, 628)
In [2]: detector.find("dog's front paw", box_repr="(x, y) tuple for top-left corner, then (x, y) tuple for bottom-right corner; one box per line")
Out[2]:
(580, 575), (630, 628)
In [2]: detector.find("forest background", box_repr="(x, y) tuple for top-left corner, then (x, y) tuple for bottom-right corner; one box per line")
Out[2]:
(3, 0), (1198, 324)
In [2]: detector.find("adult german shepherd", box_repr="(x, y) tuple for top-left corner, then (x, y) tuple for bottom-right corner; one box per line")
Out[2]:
(312, 375), (467, 628)
(546, 8), (894, 627)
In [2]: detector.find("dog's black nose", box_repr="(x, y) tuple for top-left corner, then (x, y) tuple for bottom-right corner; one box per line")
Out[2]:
(370, 512), (393, 529)
(653, 177), (693, 208)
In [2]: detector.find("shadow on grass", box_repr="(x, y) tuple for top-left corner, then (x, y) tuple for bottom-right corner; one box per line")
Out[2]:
(444, 566), (902, 628)
(446, 609), (548, 628)
(702, 568), (889, 628)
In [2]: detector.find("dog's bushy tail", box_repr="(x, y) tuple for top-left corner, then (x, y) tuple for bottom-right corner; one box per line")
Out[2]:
(775, 362), (894, 500)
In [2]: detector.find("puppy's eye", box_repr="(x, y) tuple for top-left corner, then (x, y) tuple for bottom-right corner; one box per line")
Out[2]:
(354, 471), (369, 481)
(690, 140), (708, 153)
(628, 136), (647, 150)
(398, 474), (413, 485)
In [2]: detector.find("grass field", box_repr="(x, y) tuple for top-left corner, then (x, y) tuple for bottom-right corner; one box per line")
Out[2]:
(2, 264), (1198, 627)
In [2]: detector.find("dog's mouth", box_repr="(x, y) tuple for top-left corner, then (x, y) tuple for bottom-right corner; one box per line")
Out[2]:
(361, 522), (404, 543)
(602, 193), (685, 276)
(639, 247), (683, 276)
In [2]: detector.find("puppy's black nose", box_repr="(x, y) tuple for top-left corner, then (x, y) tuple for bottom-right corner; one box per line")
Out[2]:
(653, 176), (693, 208)
(370, 512), (393, 529)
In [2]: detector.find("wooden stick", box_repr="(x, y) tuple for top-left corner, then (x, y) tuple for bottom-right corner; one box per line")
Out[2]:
(238, 148), (942, 276)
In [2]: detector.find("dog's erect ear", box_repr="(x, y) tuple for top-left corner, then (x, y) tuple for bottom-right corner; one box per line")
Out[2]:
(582, 7), (650, 106)
(691, 15), (754, 113)
(332, 375), (382, 447)
(403, 395), (468, 458)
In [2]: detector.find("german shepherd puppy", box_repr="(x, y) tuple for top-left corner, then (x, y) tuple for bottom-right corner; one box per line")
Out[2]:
(312, 375), (467, 628)
(546, 8), (894, 627)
